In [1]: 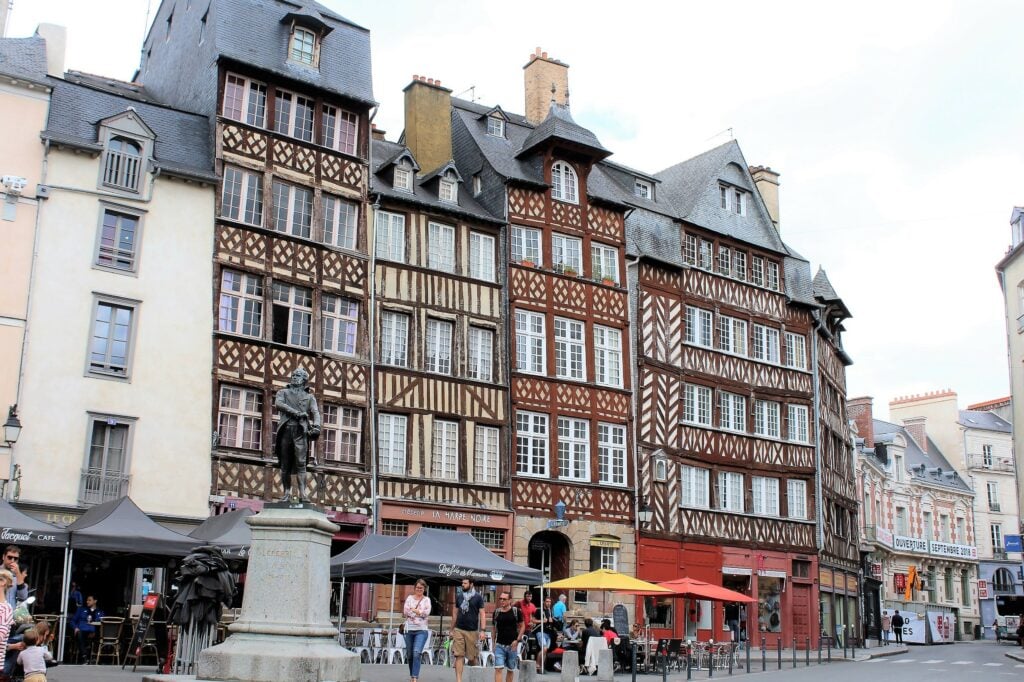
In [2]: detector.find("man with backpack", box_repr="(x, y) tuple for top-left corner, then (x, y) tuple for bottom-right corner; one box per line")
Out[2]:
(491, 591), (525, 682)
(891, 610), (905, 644)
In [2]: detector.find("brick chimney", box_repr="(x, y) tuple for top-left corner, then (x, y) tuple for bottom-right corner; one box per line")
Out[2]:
(749, 165), (780, 230)
(902, 416), (928, 453)
(403, 75), (452, 176)
(371, 123), (387, 142)
(847, 396), (874, 446)
(36, 24), (67, 77)
(523, 47), (569, 126)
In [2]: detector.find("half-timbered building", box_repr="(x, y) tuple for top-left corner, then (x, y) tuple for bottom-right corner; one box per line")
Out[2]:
(139, 1), (376, 547)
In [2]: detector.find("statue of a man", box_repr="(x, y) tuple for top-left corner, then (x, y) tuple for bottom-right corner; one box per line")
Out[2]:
(274, 367), (321, 502)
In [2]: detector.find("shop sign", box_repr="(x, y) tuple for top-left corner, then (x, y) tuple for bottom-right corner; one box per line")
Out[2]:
(875, 526), (894, 547)
(870, 562), (883, 579)
(819, 569), (833, 588)
(893, 535), (928, 554)
(928, 541), (977, 559)
(845, 575), (858, 592)
(978, 580), (989, 599)
(894, 573), (907, 592)
(1005, 535), (1022, 553)
(382, 501), (507, 528)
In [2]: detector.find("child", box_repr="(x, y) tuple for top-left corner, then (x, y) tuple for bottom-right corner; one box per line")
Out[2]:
(17, 628), (55, 682)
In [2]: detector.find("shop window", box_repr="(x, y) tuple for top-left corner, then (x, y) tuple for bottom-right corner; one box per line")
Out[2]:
(757, 578), (783, 633)
(645, 596), (674, 628)
(792, 560), (811, 578)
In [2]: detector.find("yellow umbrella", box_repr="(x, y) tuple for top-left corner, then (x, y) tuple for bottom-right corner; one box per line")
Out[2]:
(543, 568), (672, 593)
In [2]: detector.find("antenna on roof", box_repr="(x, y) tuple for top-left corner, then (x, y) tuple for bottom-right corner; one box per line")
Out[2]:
(454, 86), (478, 102)
(705, 127), (734, 142)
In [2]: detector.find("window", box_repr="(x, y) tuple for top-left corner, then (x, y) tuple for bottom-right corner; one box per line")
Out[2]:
(940, 513), (951, 542)
(223, 73), (267, 126)
(322, 294), (358, 355)
(754, 399), (781, 438)
(719, 392), (746, 432)
(552, 233), (583, 273)
(683, 234), (697, 266)
(894, 453), (905, 482)
(554, 317), (586, 380)
(654, 455), (667, 482)
(683, 384), (712, 426)
(289, 26), (317, 65)
(274, 89), (314, 142)
(718, 471), (744, 512)
(380, 520), (408, 536)
(393, 160), (413, 191)
(634, 179), (651, 198)
(717, 316), (747, 355)
(551, 161), (578, 204)
(375, 210), (406, 262)
(474, 425), (499, 484)
(961, 570), (971, 607)
(378, 413), (407, 475)
(221, 165), (264, 226)
(425, 318), (454, 374)
(752, 476), (780, 516)
(591, 243), (618, 283)
(423, 222), (458, 273)
(733, 250), (747, 280)
(486, 116), (505, 137)
(988, 481), (1000, 510)
(983, 443), (993, 466)
(685, 306), (713, 347)
(321, 194), (358, 249)
(515, 310), (545, 374)
(895, 506), (908, 536)
(469, 232), (495, 281)
(439, 172), (458, 203)
(598, 423), (626, 485)
(271, 282), (312, 347)
(432, 420), (459, 480)
(82, 416), (132, 504)
(784, 333), (807, 369)
(787, 405), (809, 443)
(89, 299), (135, 377)
(720, 185), (728, 210)
(718, 246), (731, 276)
(680, 464), (710, 508)
(993, 567), (1014, 592)
(594, 325), (622, 388)
(558, 417), (589, 481)
(380, 311), (409, 367)
(787, 479), (807, 519)
(590, 545), (618, 571)
(467, 327), (494, 382)
(922, 511), (933, 539)
(751, 324), (780, 363)
(272, 180), (313, 238)
(516, 411), (549, 476)
(956, 517), (966, 542)
(219, 270), (263, 337)
(218, 385), (263, 449)
(699, 239), (714, 270)
(102, 136), (143, 192)
(991, 524), (1003, 554)
(750, 256), (765, 287)
(96, 208), (140, 272)
(321, 105), (357, 155)
(733, 189), (745, 215)
(472, 174), (481, 196)
(767, 262), (780, 291)
(512, 225), (542, 265)
(321, 405), (361, 464)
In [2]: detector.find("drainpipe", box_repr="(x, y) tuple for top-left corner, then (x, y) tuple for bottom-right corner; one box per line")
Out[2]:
(368, 194), (380, 529)
(625, 255), (642, 575)
(811, 312), (824, 552)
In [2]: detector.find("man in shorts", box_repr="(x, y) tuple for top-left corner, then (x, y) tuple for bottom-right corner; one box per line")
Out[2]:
(492, 590), (525, 682)
(451, 577), (486, 682)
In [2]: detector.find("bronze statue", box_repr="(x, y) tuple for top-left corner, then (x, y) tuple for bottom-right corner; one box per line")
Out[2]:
(274, 367), (321, 502)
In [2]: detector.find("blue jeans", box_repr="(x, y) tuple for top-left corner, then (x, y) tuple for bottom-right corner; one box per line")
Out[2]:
(405, 628), (429, 678)
(494, 643), (519, 670)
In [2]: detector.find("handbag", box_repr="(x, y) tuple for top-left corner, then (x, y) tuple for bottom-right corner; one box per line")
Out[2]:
(399, 623), (406, 634)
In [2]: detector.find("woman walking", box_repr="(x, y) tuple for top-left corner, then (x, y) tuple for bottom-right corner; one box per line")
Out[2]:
(880, 611), (891, 646)
(404, 579), (432, 682)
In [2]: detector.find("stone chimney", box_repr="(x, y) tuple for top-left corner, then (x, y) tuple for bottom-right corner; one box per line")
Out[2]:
(371, 123), (386, 142)
(403, 75), (452, 176)
(749, 165), (780, 230)
(523, 47), (569, 126)
(902, 416), (928, 453)
(847, 396), (874, 447)
(36, 24), (67, 77)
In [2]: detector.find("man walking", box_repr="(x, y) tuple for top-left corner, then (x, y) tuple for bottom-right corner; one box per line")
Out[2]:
(891, 610), (904, 644)
(451, 577), (486, 682)
(492, 590), (525, 682)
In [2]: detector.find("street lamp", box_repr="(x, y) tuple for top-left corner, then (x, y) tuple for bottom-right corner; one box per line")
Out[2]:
(638, 496), (653, 528)
(3, 406), (20, 446)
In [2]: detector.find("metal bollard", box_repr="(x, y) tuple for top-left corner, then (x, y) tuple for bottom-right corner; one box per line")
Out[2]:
(827, 635), (832, 663)
(708, 644), (713, 678)
(662, 652), (669, 682)
(631, 642), (638, 682)
(776, 638), (781, 670)
(817, 635), (822, 665)
(687, 642), (692, 680)
(728, 643), (734, 675)
(805, 637), (810, 666)
(745, 639), (750, 675)
(792, 638), (797, 668)
(760, 636), (766, 672)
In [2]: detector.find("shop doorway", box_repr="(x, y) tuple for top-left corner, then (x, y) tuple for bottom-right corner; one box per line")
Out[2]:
(528, 531), (570, 599)
(722, 574), (751, 645)
(791, 583), (812, 646)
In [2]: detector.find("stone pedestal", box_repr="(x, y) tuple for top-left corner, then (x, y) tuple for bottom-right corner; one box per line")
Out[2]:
(147, 503), (359, 682)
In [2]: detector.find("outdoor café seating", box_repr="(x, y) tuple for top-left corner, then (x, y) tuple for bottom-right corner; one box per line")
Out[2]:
(94, 616), (125, 665)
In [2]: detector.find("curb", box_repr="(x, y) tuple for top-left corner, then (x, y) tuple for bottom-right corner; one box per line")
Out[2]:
(1005, 649), (1024, 663)
(854, 646), (910, 661)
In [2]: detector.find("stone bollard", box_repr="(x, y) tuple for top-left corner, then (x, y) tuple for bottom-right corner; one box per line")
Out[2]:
(521, 658), (538, 682)
(561, 650), (580, 682)
(466, 666), (488, 682)
(596, 648), (614, 682)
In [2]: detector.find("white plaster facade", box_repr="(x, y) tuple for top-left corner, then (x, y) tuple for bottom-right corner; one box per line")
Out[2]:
(997, 209), (1024, 523)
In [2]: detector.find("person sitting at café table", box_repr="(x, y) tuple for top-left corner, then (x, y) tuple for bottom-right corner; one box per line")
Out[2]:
(600, 621), (617, 644)
(562, 620), (581, 645)
(70, 596), (104, 663)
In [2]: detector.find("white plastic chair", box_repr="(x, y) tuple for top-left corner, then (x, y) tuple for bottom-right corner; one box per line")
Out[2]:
(351, 628), (374, 663)
(420, 629), (435, 665)
(478, 631), (494, 666)
(381, 629), (406, 664)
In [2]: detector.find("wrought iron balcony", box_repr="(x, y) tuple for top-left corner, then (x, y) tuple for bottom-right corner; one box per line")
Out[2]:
(79, 468), (130, 505)
(968, 453), (1015, 472)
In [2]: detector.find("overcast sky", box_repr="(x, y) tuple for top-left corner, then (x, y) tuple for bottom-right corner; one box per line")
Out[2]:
(10, 0), (1023, 420)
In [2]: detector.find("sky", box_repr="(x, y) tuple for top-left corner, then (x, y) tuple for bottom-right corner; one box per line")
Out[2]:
(9, 0), (1023, 420)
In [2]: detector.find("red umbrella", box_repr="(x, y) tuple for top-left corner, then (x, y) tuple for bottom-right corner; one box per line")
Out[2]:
(657, 577), (755, 602)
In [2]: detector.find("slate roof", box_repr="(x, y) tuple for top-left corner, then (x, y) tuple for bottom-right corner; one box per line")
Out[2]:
(518, 103), (610, 159)
(873, 419), (973, 493)
(44, 76), (214, 180)
(958, 410), (1012, 434)
(783, 255), (819, 307)
(63, 71), (161, 104)
(370, 139), (502, 225)
(624, 207), (684, 267)
(452, 98), (547, 188)
(0, 35), (48, 83)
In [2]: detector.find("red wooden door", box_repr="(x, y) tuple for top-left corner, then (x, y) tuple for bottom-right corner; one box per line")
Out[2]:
(791, 584), (811, 646)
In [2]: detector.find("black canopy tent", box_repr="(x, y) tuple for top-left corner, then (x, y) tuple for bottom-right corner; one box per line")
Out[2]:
(0, 499), (68, 546)
(329, 533), (405, 629)
(188, 508), (255, 557)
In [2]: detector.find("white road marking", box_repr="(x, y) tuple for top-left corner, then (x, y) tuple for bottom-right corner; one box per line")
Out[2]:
(923, 659), (945, 663)
(951, 660), (972, 665)
(983, 662), (1003, 666)
(892, 659), (914, 663)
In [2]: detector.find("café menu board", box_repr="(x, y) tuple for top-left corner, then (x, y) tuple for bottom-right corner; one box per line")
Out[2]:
(123, 593), (160, 670)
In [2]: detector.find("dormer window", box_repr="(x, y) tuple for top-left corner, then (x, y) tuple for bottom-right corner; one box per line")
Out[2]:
(551, 161), (578, 204)
(439, 172), (458, 204)
(290, 26), (318, 66)
(634, 179), (652, 199)
(102, 136), (144, 193)
(720, 184), (746, 215)
(394, 160), (413, 192)
(486, 116), (505, 138)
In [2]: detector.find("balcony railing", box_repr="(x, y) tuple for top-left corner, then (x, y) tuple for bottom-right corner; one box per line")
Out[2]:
(993, 549), (1008, 560)
(79, 468), (130, 505)
(102, 149), (142, 192)
(968, 454), (1015, 472)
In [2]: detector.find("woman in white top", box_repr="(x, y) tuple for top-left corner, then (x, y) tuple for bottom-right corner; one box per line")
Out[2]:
(403, 579), (432, 682)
